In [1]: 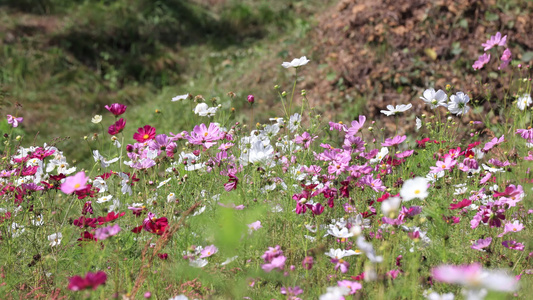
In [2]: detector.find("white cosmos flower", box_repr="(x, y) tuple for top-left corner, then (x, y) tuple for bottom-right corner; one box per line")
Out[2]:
(400, 177), (429, 201)
(517, 94), (532, 111)
(167, 192), (177, 202)
(380, 103), (412, 116)
(48, 232), (62, 247)
(319, 286), (351, 300)
(369, 147), (389, 164)
(426, 170), (445, 183)
(282, 56), (310, 68)
(327, 226), (354, 239)
(91, 115), (102, 124)
(416, 117), (422, 131)
(420, 88), (448, 109)
(324, 248), (359, 259)
(356, 236), (383, 263)
(97, 195), (113, 203)
(381, 196), (402, 218)
(288, 113), (301, 132)
(448, 92), (471, 115)
(194, 103), (218, 117)
(171, 93), (190, 102)
(31, 214), (44, 226)
(189, 258), (208, 268)
(11, 223), (25, 238)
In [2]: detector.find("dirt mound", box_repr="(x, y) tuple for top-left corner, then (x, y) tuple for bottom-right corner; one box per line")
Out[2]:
(305, 0), (533, 124)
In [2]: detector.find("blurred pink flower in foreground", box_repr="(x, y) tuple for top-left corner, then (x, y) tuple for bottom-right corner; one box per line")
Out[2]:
(6, 115), (23, 127)
(432, 263), (518, 299)
(60, 171), (89, 194)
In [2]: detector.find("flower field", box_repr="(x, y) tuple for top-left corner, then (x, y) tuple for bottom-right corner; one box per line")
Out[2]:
(1, 32), (532, 299)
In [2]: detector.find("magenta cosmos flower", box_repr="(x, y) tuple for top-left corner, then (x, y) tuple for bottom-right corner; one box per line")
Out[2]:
(133, 125), (156, 142)
(108, 118), (126, 135)
(60, 171), (89, 194)
(105, 103), (127, 116)
(6, 115), (23, 128)
(68, 271), (107, 291)
(381, 135), (406, 147)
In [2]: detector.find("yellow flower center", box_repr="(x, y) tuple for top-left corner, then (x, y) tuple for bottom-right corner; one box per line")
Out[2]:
(414, 189), (420, 194)
(74, 183), (80, 189)
(143, 134), (149, 139)
(204, 132), (208, 137)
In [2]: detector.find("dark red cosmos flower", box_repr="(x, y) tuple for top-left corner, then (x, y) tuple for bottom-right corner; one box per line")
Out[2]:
(449, 199), (472, 210)
(105, 103), (127, 116)
(416, 138), (431, 148)
(142, 212), (168, 235)
(75, 184), (98, 200)
(133, 125), (156, 142)
(77, 231), (98, 245)
(158, 253), (169, 260)
(223, 175), (238, 191)
(68, 271), (107, 291)
(97, 212), (125, 225)
(108, 118), (126, 135)
(73, 216), (98, 228)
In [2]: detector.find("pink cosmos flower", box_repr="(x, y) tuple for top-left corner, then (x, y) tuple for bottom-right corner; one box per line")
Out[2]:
(337, 280), (362, 294)
(502, 240), (525, 251)
(431, 156), (457, 172)
(499, 48), (512, 70)
(472, 53), (491, 70)
(343, 135), (365, 153)
(498, 220), (524, 237)
(329, 121), (347, 132)
(186, 123), (222, 149)
(481, 32), (507, 51)
(494, 184), (523, 207)
(396, 150), (414, 158)
(262, 255), (286, 272)
(280, 286), (303, 298)
(200, 245), (218, 258)
(471, 237), (492, 251)
(381, 135), (406, 147)
(94, 224), (121, 240)
(60, 171), (89, 194)
(133, 125), (156, 143)
(68, 271), (107, 291)
(516, 128), (533, 141)
(262, 245), (283, 262)
(6, 115), (23, 128)
(108, 118), (126, 135)
(247, 221), (262, 232)
(432, 263), (517, 292)
(105, 103), (127, 116)
(294, 132), (318, 149)
(482, 135), (504, 152)
(346, 115), (366, 137)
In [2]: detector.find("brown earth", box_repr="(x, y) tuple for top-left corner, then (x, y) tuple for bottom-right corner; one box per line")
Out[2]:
(301, 0), (533, 129)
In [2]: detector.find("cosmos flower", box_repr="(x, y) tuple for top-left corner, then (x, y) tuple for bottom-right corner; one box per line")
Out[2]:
(448, 92), (471, 115)
(432, 263), (517, 297)
(400, 177), (429, 201)
(481, 32), (507, 51)
(68, 271), (107, 291)
(133, 125), (156, 142)
(420, 88), (448, 108)
(282, 56), (310, 68)
(6, 115), (23, 128)
(472, 53), (490, 70)
(380, 104), (412, 116)
(104, 103), (127, 116)
(517, 94), (532, 111)
(60, 171), (89, 194)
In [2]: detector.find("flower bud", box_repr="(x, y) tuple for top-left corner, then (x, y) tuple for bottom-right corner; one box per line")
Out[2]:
(247, 94), (255, 104)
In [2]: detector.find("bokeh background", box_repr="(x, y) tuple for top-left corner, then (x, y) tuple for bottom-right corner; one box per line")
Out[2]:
(1, 0), (532, 166)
